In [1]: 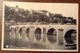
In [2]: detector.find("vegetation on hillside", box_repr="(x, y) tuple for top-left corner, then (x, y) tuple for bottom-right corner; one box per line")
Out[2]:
(4, 5), (76, 25)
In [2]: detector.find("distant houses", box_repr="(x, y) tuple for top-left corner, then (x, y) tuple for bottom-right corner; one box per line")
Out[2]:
(4, 5), (76, 25)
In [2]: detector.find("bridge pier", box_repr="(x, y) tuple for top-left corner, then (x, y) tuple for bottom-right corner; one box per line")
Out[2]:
(58, 29), (63, 45)
(15, 27), (21, 40)
(29, 26), (35, 42)
(21, 27), (26, 41)
(25, 27), (30, 42)
(9, 27), (16, 45)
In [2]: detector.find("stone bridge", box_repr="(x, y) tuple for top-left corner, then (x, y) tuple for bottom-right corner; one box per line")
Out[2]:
(9, 25), (77, 49)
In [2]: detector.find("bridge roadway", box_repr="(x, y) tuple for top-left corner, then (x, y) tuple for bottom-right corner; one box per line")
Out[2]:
(9, 25), (77, 49)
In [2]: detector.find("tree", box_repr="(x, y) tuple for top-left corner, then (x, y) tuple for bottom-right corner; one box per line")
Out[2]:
(72, 19), (76, 24)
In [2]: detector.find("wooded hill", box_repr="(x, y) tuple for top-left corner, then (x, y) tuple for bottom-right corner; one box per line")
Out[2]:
(4, 5), (76, 25)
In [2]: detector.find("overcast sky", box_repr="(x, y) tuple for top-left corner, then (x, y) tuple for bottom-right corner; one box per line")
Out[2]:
(4, 1), (78, 19)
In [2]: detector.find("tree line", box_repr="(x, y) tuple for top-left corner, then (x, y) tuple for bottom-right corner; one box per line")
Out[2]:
(5, 5), (76, 25)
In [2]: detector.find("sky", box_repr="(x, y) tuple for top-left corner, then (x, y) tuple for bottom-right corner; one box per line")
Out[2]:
(3, 1), (78, 19)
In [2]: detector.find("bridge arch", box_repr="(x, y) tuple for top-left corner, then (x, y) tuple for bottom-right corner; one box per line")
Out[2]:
(15, 27), (19, 34)
(26, 28), (30, 38)
(19, 26), (27, 40)
(10, 27), (16, 38)
(19, 27), (22, 36)
(64, 27), (76, 44)
(14, 27), (23, 40)
(47, 28), (57, 43)
(10, 27), (15, 34)
(35, 28), (42, 41)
